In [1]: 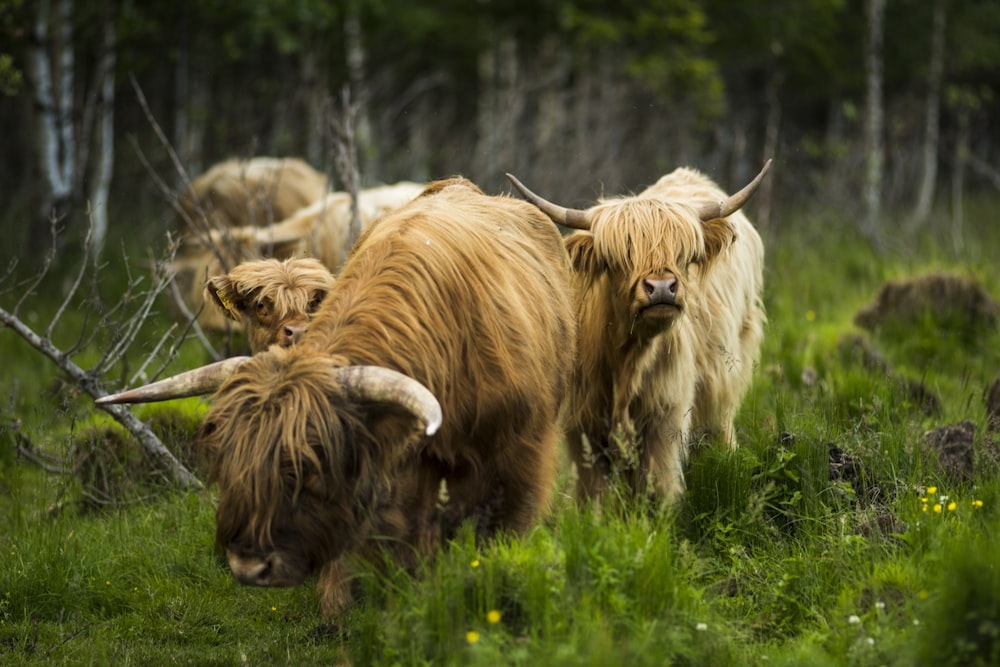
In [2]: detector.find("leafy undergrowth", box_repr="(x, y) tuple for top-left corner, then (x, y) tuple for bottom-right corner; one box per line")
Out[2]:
(3, 199), (1000, 665)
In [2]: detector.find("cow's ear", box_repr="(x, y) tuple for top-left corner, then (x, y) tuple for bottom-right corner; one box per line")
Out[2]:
(355, 402), (426, 470)
(204, 275), (244, 321)
(564, 232), (604, 273)
(700, 217), (737, 264)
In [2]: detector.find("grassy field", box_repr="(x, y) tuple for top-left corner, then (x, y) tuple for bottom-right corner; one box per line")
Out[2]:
(2, 197), (1000, 666)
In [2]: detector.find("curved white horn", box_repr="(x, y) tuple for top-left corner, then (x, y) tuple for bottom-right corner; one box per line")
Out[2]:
(697, 159), (773, 221)
(333, 366), (443, 436)
(95, 356), (252, 405)
(505, 173), (593, 230)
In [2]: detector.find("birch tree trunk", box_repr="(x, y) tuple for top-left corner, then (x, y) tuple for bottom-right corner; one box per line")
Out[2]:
(88, 0), (116, 255)
(863, 0), (885, 243)
(27, 0), (76, 239)
(911, 0), (946, 228)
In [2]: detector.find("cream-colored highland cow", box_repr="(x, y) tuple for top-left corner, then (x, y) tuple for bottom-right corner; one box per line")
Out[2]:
(507, 161), (770, 503)
(171, 181), (425, 332)
(204, 257), (336, 354)
(174, 157), (328, 236)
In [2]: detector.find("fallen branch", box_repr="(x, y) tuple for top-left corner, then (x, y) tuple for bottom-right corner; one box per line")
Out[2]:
(0, 216), (202, 490)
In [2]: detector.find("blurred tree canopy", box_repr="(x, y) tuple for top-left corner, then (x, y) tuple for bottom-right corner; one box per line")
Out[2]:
(1, 0), (999, 256)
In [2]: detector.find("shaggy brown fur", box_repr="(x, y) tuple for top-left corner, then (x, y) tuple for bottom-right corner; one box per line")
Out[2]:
(854, 272), (1000, 332)
(198, 178), (575, 616)
(204, 257), (335, 354)
(172, 182), (424, 333)
(547, 167), (765, 503)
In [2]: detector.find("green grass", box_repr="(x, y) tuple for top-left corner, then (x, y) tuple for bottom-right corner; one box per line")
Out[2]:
(3, 197), (1000, 665)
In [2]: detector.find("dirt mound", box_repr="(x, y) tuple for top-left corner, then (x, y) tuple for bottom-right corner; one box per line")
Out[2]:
(854, 272), (999, 332)
(922, 420), (977, 484)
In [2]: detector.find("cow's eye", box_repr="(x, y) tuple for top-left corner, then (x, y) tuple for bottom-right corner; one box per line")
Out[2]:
(307, 291), (326, 313)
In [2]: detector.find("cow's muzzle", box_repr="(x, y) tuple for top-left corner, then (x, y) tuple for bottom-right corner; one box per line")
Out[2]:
(642, 277), (679, 309)
(226, 549), (302, 588)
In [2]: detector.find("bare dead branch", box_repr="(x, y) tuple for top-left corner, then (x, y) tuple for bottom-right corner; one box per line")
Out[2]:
(6, 416), (72, 474)
(167, 273), (220, 361)
(128, 322), (178, 386)
(1, 214), (202, 490)
(46, 222), (93, 339)
(14, 215), (60, 314)
(968, 153), (1000, 191)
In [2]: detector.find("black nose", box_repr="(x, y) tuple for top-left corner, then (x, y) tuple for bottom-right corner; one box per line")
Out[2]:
(643, 278), (677, 306)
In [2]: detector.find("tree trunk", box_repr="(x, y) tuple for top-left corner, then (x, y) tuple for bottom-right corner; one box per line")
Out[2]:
(474, 14), (521, 187)
(172, 9), (208, 180)
(27, 0), (76, 240)
(343, 1), (371, 177)
(758, 62), (783, 233)
(88, 0), (116, 255)
(911, 0), (946, 229)
(863, 0), (886, 244)
(951, 105), (969, 253)
(302, 48), (327, 169)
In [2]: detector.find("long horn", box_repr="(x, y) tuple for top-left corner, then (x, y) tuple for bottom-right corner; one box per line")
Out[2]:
(333, 366), (443, 437)
(505, 173), (593, 231)
(697, 159), (773, 221)
(95, 356), (252, 405)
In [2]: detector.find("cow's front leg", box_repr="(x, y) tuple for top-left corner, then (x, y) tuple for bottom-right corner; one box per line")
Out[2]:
(316, 557), (354, 618)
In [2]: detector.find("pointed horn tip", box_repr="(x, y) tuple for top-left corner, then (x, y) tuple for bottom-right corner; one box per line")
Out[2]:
(504, 172), (526, 192)
(425, 413), (443, 437)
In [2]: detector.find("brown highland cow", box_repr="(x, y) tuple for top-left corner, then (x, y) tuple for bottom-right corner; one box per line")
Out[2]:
(99, 177), (576, 616)
(204, 257), (336, 354)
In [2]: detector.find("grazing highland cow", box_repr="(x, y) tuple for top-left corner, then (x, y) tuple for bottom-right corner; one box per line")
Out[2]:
(174, 157), (328, 236)
(204, 257), (336, 354)
(507, 161), (770, 503)
(99, 177), (576, 616)
(172, 181), (424, 333)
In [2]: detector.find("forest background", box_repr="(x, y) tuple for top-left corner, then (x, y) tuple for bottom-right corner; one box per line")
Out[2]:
(1, 0), (999, 259)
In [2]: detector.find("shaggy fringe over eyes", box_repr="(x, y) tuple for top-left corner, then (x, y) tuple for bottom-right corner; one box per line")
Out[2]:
(589, 199), (707, 276)
(202, 352), (360, 547)
(229, 258), (334, 320)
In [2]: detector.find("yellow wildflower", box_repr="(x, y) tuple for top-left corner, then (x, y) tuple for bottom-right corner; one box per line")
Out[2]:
(947, 501), (957, 511)
(471, 560), (480, 569)
(487, 610), (502, 624)
(933, 504), (942, 513)
(927, 486), (937, 494)
(466, 630), (480, 644)
(973, 499), (984, 508)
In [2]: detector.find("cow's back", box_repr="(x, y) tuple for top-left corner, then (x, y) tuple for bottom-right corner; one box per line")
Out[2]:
(303, 178), (576, 534)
